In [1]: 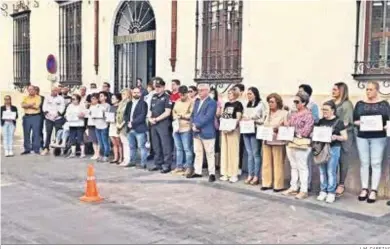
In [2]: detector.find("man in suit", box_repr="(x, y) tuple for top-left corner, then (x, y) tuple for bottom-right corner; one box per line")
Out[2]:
(124, 87), (148, 169)
(188, 83), (217, 182)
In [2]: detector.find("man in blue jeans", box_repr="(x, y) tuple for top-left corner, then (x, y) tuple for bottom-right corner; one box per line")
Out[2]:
(124, 87), (148, 168)
(21, 85), (42, 155)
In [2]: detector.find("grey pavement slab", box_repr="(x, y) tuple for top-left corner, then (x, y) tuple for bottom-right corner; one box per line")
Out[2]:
(1, 149), (390, 244)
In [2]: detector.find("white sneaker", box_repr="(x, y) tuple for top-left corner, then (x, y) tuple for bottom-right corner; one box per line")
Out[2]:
(8, 151), (14, 157)
(317, 191), (327, 201)
(90, 155), (99, 160)
(219, 175), (229, 181)
(229, 176), (239, 183)
(79, 154), (86, 159)
(4, 151), (9, 157)
(326, 193), (336, 203)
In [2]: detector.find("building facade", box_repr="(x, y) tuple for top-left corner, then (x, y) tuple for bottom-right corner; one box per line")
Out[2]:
(0, 0), (389, 196)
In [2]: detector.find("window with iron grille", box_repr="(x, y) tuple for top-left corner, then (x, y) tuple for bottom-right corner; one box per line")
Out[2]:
(11, 10), (31, 88)
(58, 1), (82, 85)
(195, 0), (243, 85)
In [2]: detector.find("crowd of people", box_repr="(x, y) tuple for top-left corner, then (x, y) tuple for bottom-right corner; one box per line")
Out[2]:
(1, 78), (390, 205)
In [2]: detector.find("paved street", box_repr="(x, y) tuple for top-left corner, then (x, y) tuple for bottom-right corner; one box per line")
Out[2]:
(1, 148), (390, 244)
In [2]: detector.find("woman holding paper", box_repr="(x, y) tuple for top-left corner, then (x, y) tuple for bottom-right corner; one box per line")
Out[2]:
(353, 81), (390, 203)
(242, 87), (266, 185)
(108, 94), (122, 164)
(1, 95), (18, 157)
(315, 101), (347, 203)
(87, 93), (101, 160)
(64, 94), (86, 158)
(332, 82), (354, 197)
(261, 93), (288, 192)
(219, 89), (243, 183)
(283, 92), (314, 200)
(94, 92), (111, 163)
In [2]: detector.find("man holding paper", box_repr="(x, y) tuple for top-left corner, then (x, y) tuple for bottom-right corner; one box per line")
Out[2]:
(353, 82), (390, 203)
(41, 86), (65, 155)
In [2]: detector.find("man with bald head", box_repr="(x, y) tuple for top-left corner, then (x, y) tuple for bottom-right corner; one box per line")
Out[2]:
(41, 86), (65, 155)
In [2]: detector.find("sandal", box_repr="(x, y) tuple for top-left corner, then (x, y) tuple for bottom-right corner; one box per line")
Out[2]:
(244, 177), (253, 184)
(367, 190), (377, 204)
(335, 185), (345, 197)
(250, 177), (259, 185)
(358, 188), (369, 201)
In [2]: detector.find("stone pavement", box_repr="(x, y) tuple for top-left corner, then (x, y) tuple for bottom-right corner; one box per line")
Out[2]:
(1, 149), (390, 244)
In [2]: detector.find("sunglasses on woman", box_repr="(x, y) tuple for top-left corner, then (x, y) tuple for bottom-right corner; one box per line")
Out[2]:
(293, 100), (301, 104)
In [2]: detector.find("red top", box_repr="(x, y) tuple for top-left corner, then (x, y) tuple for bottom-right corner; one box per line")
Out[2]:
(170, 92), (180, 102)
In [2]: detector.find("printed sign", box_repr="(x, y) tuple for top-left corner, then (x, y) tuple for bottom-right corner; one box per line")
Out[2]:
(360, 115), (383, 132)
(240, 120), (255, 134)
(1, 111), (16, 120)
(277, 126), (295, 141)
(312, 126), (332, 143)
(105, 112), (115, 123)
(219, 118), (237, 131)
(256, 126), (273, 141)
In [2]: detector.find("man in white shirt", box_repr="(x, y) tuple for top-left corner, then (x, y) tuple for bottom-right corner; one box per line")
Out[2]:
(41, 86), (65, 155)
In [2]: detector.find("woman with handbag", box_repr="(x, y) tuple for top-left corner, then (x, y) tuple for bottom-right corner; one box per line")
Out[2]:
(332, 82), (354, 197)
(283, 92), (314, 199)
(314, 101), (347, 203)
(353, 82), (390, 203)
(261, 93), (288, 192)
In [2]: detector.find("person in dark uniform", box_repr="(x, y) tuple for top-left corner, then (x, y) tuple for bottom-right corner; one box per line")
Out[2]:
(148, 77), (173, 173)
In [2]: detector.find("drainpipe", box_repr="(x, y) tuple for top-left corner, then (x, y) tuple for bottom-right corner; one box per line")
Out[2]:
(170, 0), (177, 72)
(94, 0), (99, 75)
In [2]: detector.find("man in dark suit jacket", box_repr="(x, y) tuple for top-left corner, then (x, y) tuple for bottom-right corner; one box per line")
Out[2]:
(189, 84), (217, 182)
(124, 87), (148, 168)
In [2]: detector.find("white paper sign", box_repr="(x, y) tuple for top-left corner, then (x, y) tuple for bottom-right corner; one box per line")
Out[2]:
(219, 118), (237, 131)
(105, 112), (115, 123)
(312, 126), (332, 143)
(240, 120), (255, 134)
(360, 115), (383, 131)
(2, 111), (16, 120)
(277, 126), (295, 141)
(172, 119), (180, 133)
(91, 109), (103, 118)
(256, 126), (273, 141)
(387, 121), (390, 137)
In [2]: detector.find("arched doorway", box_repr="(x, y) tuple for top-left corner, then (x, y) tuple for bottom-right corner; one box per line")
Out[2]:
(113, 0), (156, 93)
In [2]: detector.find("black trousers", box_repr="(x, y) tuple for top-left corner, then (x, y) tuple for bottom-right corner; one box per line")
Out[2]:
(69, 127), (85, 146)
(44, 118), (65, 149)
(238, 134), (244, 170)
(151, 122), (173, 170)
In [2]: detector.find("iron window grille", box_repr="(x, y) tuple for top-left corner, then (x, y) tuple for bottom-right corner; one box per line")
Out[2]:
(58, 1), (82, 86)
(353, 0), (390, 94)
(194, 0), (243, 92)
(11, 10), (31, 90)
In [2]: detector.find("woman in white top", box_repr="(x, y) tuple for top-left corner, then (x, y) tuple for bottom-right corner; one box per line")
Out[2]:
(93, 92), (111, 162)
(65, 94), (86, 158)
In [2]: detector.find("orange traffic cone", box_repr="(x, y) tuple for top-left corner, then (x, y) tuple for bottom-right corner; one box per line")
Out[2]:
(80, 164), (103, 202)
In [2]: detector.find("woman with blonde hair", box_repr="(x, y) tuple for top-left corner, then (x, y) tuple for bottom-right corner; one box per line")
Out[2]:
(117, 88), (132, 166)
(332, 82), (354, 197)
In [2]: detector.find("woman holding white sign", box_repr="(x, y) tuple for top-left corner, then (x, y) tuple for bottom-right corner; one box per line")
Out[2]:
(261, 93), (288, 192)
(219, 89), (243, 183)
(353, 82), (390, 203)
(314, 101), (347, 203)
(283, 92), (314, 199)
(64, 94), (86, 158)
(242, 87), (266, 185)
(108, 94), (122, 164)
(1, 95), (18, 157)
